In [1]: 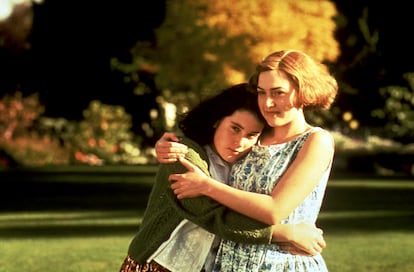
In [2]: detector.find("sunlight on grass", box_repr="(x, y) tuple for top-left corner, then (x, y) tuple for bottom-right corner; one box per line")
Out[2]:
(0, 236), (132, 272)
(1, 177), (413, 272)
(329, 180), (414, 189)
(2, 227), (413, 272)
(0, 211), (142, 228)
(320, 210), (414, 219)
(0, 211), (140, 272)
(324, 231), (414, 272)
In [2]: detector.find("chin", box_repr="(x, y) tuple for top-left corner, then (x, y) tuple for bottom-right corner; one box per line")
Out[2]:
(265, 120), (277, 127)
(225, 155), (238, 163)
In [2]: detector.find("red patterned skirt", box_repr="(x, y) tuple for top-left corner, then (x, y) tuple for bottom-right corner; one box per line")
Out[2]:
(119, 255), (171, 272)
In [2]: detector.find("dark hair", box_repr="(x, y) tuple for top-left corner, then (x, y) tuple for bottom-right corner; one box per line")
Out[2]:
(179, 83), (266, 146)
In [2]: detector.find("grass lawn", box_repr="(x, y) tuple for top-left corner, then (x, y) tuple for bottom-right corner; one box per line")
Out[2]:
(319, 179), (414, 271)
(1, 167), (413, 272)
(0, 210), (138, 272)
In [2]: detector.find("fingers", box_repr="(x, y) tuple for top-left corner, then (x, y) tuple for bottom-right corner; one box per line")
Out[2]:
(310, 236), (326, 255)
(318, 236), (326, 249)
(282, 226), (326, 257)
(161, 132), (180, 142)
(314, 226), (326, 249)
(159, 157), (181, 163)
(312, 242), (324, 255)
(169, 173), (180, 182)
(279, 244), (313, 256)
(178, 157), (195, 171)
(155, 136), (188, 163)
(297, 243), (323, 256)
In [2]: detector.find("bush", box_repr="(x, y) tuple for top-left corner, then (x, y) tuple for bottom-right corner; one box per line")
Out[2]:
(0, 134), (70, 166)
(331, 131), (414, 176)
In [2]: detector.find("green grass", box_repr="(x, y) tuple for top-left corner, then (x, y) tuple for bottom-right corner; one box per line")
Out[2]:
(324, 231), (414, 271)
(0, 210), (140, 272)
(319, 178), (414, 271)
(1, 170), (413, 272)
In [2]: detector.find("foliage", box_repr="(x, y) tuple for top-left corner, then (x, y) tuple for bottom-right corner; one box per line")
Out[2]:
(331, 2), (414, 143)
(0, 91), (71, 166)
(69, 100), (150, 165)
(0, 91), (44, 140)
(371, 72), (414, 142)
(331, 130), (414, 175)
(0, 134), (70, 166)
(0, 93), (157, 167)
(116, 0), (339, 118)
(0, 89), (409, 169)
(331, 131), (402, 153)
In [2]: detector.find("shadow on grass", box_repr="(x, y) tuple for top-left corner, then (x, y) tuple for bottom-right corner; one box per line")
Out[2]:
(1, 169), (414, 238)
(0, 180), (152, 211)
(0, 224), (140, 238)
(319, 180), (414, 232)
(0, 169), (153, 238)
(318, 211), (414, 233)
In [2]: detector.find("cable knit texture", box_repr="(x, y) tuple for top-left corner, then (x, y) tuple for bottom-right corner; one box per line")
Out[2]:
(127, 137), (273, 263)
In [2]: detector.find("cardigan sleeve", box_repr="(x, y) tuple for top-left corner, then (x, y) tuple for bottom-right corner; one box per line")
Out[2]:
(158, 137), (273, 245)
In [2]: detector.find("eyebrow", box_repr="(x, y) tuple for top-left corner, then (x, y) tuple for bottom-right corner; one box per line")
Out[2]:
(231, 121), (262, 134)
(257, 86), (284, 91)
(230, 121), (244, 129)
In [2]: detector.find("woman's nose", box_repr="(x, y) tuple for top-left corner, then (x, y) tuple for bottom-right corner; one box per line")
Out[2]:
(265, 96), (275, 108)
(232, 136), (243, 148)
(235, 136), (251, 149)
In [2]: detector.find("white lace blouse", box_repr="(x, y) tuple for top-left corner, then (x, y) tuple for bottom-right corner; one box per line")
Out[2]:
(150, 145), (230, 272)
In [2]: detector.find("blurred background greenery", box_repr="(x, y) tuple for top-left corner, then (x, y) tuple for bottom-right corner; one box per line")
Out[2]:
(0, 0), (413, 176)
(0, 2), (413, 271)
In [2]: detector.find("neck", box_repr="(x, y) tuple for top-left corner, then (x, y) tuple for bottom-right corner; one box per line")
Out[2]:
(261, 118), (311, 145)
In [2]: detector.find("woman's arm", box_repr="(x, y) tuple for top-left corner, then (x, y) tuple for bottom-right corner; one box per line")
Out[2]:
(156, 133), (326, 255)
(159, 137), (274, 244)
(164, 163), (325, 255)
(272, 222), (325, 256)
(170, 130), (334, 225)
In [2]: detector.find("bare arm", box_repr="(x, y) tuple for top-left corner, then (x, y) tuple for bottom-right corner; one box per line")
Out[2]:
(272, 222), (326, 256)
(157, 132), (328, 255)
(170, 130), (334, 225)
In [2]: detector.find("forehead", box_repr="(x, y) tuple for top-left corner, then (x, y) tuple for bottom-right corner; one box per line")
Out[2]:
(258, 70), (291, 90)
(220, 110), (263, 127)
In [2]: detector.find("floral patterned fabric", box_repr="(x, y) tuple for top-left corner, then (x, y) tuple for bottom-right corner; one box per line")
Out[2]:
(119, 256), (172, 272)
(212, 127), (331, 272)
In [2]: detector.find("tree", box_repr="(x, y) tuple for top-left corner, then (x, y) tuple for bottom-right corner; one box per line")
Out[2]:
(371, 73), (414, 143)
(118, 0), (340, 115)
(332, 1), (414, 138)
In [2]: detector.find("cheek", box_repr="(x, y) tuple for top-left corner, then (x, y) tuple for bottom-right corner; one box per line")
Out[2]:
(258, 96), (266, 107)
(213, 130), (222, 149)
(214, 130), (229, 148)
(280, 98), (294, 110)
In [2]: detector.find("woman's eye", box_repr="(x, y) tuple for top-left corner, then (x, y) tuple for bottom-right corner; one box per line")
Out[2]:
(270, 91), (285, 97)
(232, 126), (241, 133)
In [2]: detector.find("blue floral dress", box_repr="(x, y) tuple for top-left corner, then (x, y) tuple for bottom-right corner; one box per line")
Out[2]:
(212, 127), (332, 272)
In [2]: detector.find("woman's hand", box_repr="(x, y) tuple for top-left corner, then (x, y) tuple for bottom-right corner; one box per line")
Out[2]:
(284, 222), (326, 256)
(169, 157), (212, 198)
(277, 243), (317, 256)
(155, 132), (188, 163)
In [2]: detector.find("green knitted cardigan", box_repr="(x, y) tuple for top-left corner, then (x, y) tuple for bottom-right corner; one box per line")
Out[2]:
(127, 137), (272, 263)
